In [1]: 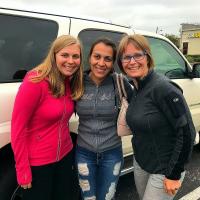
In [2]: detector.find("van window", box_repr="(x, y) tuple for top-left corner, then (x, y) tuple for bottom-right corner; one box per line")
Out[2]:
(0, 14), (58, 83)
(147, 37), (187, 79)
(78, 29), (125, 72)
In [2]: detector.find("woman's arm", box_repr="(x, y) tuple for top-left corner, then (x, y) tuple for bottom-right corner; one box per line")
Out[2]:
(11, 75), (43, 185)
(153, 83), (195, 195)
(153, 81), (194, 194)
(154, 82), (193, 178)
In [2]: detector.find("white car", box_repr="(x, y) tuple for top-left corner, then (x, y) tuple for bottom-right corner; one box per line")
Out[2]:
(1, 6), (200, 200)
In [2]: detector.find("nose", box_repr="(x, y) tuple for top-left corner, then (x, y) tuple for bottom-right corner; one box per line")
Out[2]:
(67, 56), (74, 64)
(98, 58), (105, 66)
(129, 57), (136, 64)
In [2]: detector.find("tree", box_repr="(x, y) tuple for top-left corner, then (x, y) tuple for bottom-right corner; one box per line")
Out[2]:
(165, 34), (180, 48)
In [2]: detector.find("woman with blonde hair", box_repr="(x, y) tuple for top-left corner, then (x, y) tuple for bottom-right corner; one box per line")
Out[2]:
(117, 34), (195, 200)
(11, 35), (83, 200)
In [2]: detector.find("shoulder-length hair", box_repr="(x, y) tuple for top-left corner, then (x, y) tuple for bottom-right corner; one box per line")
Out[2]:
(30, 35), (84, 100)
(117, 34), (155, 74)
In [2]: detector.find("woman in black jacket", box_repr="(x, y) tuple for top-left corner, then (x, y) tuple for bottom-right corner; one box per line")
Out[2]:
(117, 34), (195, 200)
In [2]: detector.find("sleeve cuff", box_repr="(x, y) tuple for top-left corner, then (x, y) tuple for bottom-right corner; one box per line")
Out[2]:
(16, 166), (32, 185)
(165, 166), (184, 180)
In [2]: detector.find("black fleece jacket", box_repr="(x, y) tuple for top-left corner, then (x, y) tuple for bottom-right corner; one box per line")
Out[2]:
(126, 70), (195, 180)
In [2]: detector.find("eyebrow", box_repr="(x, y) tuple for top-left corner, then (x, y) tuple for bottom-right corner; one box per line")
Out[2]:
(92, 52), (112, 57)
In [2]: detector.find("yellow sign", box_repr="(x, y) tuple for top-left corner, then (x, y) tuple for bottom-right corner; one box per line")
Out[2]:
(188, 32), (200, 38)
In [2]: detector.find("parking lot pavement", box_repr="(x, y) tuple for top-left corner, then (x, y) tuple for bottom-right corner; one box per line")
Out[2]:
(116, 146), (200, 200)
(115, 172), (138, 200)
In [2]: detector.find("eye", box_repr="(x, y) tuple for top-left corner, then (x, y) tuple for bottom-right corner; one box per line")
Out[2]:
(104, 56), (113, 62)
(122, 55), (132, 61)
(93, 54), (101, 59)
(134, 53), (143, 59)
(61, 53), (69, 58)
(72, 54), (80, 59)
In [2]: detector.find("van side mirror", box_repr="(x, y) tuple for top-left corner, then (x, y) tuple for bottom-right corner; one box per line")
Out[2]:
(12, 69), (27, 80)
(192, 63), (200, 78)
(165, 68), (185, 79)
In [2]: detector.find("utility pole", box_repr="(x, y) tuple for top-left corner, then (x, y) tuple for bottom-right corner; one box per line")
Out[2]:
(156, 26), (163, 35)
(156, 26), (159, 33)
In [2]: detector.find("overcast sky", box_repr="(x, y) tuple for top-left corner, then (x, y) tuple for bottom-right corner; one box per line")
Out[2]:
(1, 0), (200, 36)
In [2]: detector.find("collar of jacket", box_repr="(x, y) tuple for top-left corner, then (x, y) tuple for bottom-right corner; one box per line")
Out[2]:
(84, 69), (114, 86)
(136, 69), (155, 90)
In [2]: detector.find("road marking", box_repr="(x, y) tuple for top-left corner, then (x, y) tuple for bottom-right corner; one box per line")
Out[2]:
(179, 187), (200, 200)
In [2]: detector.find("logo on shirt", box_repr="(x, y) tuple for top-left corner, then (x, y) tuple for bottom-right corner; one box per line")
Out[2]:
(173, 97), (179, 102)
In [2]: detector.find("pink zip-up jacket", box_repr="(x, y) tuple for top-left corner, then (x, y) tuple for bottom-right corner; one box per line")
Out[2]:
(11, 72), (74, 185)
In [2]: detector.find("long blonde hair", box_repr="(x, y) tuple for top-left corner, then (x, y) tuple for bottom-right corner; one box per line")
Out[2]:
(30, 35), (84, 100)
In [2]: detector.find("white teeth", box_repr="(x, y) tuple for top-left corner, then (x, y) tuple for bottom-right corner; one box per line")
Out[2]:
(64, 65), (71, 68)
(95, 67), (106, 71)
(128, 66), (140, 70)
(64, 65), (74, 69)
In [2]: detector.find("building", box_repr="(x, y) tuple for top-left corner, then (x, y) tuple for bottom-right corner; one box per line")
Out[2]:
(180, 23), (200, 55)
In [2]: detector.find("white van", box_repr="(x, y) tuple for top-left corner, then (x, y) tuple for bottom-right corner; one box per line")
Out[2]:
(1, 7), (200, 200)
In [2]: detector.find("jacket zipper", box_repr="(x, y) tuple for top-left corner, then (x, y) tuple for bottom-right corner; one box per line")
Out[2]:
(94, 85), (99, 151)
(56, 96), (66, 161)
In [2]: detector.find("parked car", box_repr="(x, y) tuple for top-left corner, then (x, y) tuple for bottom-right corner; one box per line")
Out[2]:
(1, 6), (200, 200)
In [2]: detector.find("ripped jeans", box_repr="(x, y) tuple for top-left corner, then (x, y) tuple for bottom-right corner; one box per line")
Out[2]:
(75, 145), (123, 200)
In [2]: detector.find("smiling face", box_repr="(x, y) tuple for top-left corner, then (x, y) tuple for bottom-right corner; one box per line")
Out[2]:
(55, 44), (81, 77)
(122, 42), (149, 79)
(89, 42), (114, 85)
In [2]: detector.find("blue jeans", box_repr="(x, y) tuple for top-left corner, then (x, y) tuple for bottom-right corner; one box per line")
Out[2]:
(75, 145), (123, 200)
